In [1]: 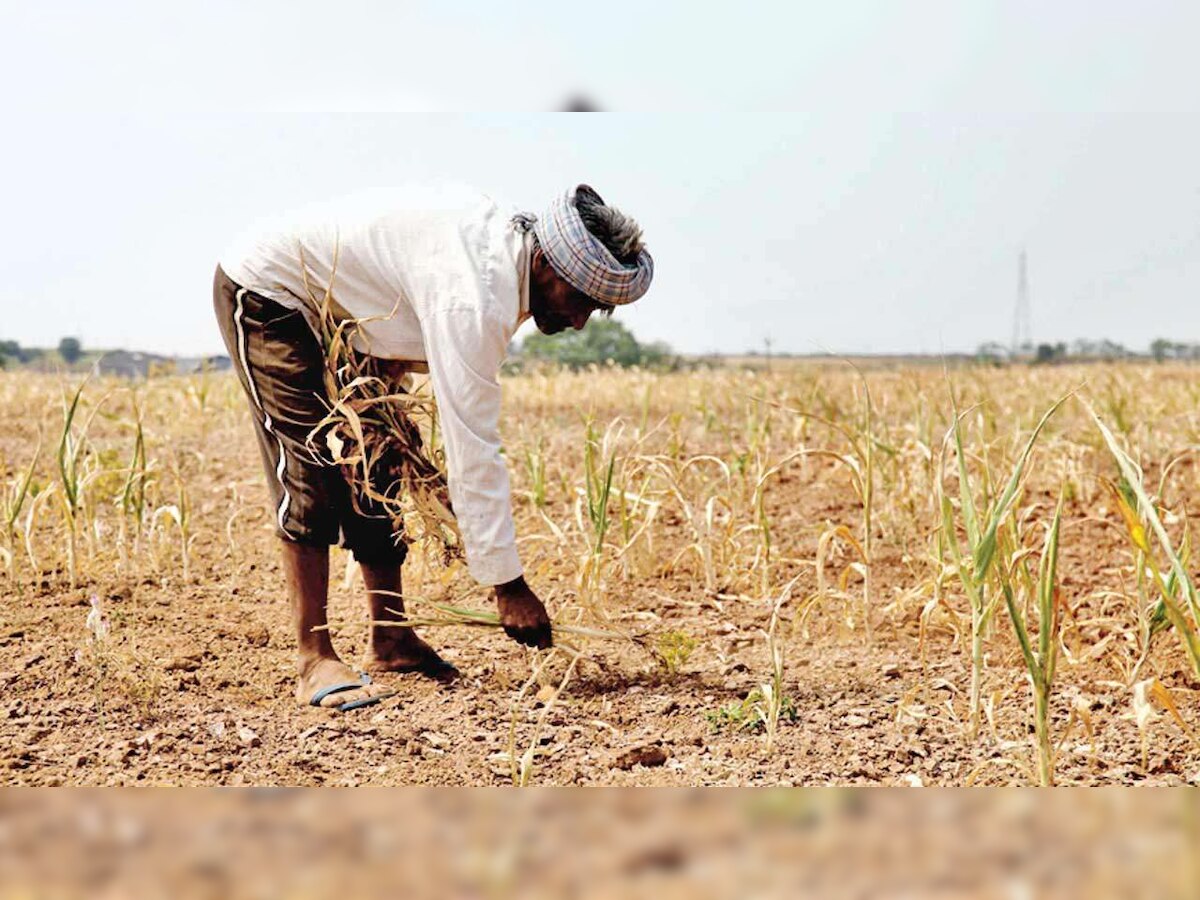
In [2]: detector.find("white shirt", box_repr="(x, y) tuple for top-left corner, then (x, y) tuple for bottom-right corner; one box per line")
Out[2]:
(220, 184), (531, 586)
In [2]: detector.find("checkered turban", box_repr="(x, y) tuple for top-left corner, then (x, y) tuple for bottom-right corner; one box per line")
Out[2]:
(519, 185), (654, 306)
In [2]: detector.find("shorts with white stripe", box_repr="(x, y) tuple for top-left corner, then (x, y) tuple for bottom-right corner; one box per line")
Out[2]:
(212, 265), (407, 566)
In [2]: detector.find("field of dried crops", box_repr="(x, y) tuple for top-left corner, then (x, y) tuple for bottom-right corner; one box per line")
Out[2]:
(3, 362), (1200, 785)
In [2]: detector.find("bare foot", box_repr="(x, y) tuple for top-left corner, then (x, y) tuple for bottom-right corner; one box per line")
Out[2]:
(296, 656), (394, 709)
(364, 632), (459, 682)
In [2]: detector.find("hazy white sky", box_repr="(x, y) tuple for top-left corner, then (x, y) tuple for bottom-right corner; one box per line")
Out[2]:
(2, 1), (1198, 356)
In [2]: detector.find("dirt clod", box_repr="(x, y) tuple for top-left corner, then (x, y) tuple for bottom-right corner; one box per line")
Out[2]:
(611, 745), (669, 770)
(242, 626), (270, 648)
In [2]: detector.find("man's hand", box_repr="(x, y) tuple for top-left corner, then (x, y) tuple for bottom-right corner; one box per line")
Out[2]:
(494, 576), (553, 649)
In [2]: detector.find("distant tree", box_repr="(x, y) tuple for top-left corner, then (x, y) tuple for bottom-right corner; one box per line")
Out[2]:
(641, 340), (674, 368)
(1148, 338), (1195, 362)
(517, 318), (673, 370)
(58, 337), (83, 364)
(1034, 342), (1067, 365)
(0, 340), (20, 361)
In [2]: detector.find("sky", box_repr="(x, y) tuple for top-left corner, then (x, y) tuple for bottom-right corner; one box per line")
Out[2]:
(2, 1), (1199, 357)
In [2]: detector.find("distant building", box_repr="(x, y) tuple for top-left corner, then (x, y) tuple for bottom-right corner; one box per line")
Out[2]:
(96, 350), (172, 379)
(95, 351), (232, 379)
(175, 355), (233, 375)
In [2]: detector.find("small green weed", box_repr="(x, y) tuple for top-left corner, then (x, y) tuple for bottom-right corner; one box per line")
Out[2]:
(705, 688), (797, 734)
(655, 630), (698, 675)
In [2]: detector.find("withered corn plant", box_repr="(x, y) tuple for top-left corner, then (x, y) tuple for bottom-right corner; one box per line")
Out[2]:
(1086, 400), (1200, 676)
(939, 389), (1068, 739)
(756, 574), (801, 754)
(521, 435), (548, 509)
(55, 376), (104, 588)
(116, 392), (151, 570)
(151, 450), (195, 581)
(764, 363), (878, 640)
(999, 493), (1064, 785)
(645, 454), (736, 595)
(1, 438), (41, 590)
(576, 416), (617, 609)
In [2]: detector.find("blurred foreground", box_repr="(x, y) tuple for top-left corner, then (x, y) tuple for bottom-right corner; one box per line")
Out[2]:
(1, 789), (1197, 899)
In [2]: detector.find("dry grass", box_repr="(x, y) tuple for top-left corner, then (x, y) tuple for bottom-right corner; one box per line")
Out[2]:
(298, 250), (463, 564)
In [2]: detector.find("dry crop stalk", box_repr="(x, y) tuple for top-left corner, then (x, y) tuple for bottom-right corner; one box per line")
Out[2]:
(168, 451), (194, 580)
(757, 575), (801, 754)
(854, 366), (877, 645)
(1113, 477), (1187, 674)
(1131, 676), (1198, 774)
(295, 244), (463, 566)
(56, 378), (86, 587)
(1, 437), (41, 590)
(55, 376), (107, 588)
(939, 388), (1068, 740)
(614, 471), (659, 582)
(506, 648), (580, 786)
(522, 435), (548, 509)
(81, 594), (112, 724)
(747, 445), (805, 600)
(757, 372), (877, 641)
(345, 589), (648, 647)
(999, 493), (1064, 786)
(575, 416), (617, 610)
(573, 418), (667, 602)
(642, 454), (737, 596)
(1086, 399), (1200, 676)
(116, 392), (150, 570)
(811, 523), (869, 633)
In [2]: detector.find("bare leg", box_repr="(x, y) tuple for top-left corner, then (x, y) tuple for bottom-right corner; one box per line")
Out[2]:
(283, 539), (391, 707)
(361, 560), (459, 681)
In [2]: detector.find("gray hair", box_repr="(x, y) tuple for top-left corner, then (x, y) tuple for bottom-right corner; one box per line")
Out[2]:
(574, 185), (645, 265)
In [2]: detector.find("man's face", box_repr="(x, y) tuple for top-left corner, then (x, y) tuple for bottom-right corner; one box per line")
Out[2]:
(529, 248), (612, 335)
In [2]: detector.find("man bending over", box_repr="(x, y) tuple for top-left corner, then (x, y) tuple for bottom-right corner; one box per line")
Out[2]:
(213, 183), (653, 710)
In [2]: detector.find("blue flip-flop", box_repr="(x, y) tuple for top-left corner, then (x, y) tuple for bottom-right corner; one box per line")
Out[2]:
(308, 673), (394, 712)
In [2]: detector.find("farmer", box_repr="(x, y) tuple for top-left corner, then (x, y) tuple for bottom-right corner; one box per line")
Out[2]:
(213, 184), (653, 711)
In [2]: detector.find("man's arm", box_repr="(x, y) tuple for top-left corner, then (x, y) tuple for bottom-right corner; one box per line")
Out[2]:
(420, 306), (552, 648)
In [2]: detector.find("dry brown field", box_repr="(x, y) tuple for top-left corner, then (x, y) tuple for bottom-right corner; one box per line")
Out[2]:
(3, 362), (1200, 786)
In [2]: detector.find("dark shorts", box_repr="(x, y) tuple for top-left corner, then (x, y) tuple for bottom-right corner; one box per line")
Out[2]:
(212, 265), (407, 566)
